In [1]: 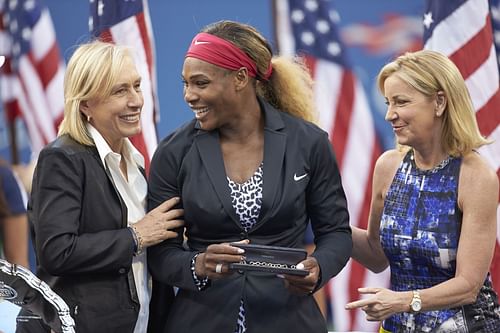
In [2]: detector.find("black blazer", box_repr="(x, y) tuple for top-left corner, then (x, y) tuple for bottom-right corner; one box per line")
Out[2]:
(148, 99), (352, 333)
(24, 135), (171, 333)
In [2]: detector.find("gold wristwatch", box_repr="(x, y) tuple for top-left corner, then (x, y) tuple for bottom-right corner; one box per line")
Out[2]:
(410, 290), (422, 312)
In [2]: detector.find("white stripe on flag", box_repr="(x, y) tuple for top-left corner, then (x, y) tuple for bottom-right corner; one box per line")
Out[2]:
(46, 62), (65, 119)
(0, 74), (19, 101)
(0, 30), (11, 52)
(274, 0), (296, 57)
(423, 0), (488, 54)
(314, 60), (342, 131)
(478, 127), (500, 172)
(31, 9), (56, 61)
(465, 45), (499, 111)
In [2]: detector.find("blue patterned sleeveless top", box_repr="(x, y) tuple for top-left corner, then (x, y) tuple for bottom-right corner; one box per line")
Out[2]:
(379, 150), (500, 332)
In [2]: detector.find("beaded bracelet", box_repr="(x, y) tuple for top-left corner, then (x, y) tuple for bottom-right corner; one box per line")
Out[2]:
(191, 253), (209, 290)
(130, 225), (144, 255)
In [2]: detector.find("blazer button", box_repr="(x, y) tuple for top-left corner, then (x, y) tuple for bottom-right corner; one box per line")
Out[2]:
(239, 232), (247, 239)
(118, 268), (126, 274)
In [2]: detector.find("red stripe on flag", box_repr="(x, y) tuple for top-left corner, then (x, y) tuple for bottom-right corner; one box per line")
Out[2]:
(449, 14), (492, 80)
(5, 99), (22, 122)
(34, 43), (61, 88)
(1, 57), (13, 74)
(100, 29), (113, 43)
(303, 54), (318, 74)
(331, 70), (355, 167)
(475, 89), (500, 137)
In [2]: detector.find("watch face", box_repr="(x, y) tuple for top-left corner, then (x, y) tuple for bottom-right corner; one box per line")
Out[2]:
(411, 300), (422, 312)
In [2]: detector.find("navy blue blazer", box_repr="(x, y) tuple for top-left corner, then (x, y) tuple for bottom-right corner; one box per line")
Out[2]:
(148, 99), (352, 333)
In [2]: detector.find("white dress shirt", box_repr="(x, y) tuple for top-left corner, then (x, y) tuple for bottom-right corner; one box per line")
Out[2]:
(88, 124), (151, 333)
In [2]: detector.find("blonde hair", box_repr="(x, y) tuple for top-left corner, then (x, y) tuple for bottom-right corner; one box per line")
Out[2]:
(202, 20), (317, 123)
(58, 41), (132, 145)
(377, 49), (489, 156)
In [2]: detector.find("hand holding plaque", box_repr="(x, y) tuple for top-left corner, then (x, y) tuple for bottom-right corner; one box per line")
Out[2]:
(228, 243), (309, 276)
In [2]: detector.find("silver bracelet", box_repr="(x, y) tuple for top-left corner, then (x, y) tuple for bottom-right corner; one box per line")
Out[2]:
(130, 225), (143, 255)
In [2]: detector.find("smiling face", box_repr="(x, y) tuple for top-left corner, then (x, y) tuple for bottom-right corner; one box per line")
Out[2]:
(182, 57), (238, 131)
(383, 74), (441, 149)
(82, 55), (143, 152)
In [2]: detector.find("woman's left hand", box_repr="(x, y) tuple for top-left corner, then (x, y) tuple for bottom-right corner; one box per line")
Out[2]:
(282, 256), (320, 295)
(345, 287), (410, 321)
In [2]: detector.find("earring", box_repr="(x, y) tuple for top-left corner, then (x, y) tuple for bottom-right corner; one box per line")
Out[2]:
(87, 114), (91, 122)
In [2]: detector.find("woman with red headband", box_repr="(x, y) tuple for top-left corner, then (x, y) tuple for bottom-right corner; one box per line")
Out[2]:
(148, 20), (352, 332)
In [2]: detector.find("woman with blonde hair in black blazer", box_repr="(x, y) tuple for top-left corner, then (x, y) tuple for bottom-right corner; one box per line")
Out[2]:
(17, 40), (183, 333)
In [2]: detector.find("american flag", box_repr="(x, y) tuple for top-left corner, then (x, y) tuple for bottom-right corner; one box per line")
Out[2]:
(0, 0), (65, 157)
(423, 0), (500, 294)
(89, 0), (158, 173)
(274, 0), (385, 331)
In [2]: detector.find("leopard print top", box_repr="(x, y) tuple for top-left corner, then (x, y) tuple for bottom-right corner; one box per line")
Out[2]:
(227, 162), (263, 333)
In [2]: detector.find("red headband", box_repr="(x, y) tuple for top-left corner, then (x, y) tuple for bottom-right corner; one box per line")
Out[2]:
(185, 32), (272, 81)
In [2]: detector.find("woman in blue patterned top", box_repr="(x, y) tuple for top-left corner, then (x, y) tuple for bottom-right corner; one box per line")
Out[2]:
(345, 50), (500, 332)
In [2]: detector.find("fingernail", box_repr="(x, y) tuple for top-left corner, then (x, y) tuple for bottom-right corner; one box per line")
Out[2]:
(237, 248), (245, 254)
(296, 263), (304, 270)
(276, 274), (285, 278)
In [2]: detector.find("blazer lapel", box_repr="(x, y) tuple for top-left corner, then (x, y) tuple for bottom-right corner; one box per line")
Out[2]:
(256, 100), (286, 226)
(195, 130), (242, 228)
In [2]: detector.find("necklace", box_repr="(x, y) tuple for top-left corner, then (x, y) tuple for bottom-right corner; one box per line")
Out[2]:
(409, 149), (452, 174)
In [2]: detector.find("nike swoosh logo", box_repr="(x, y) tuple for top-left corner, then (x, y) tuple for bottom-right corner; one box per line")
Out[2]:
(294, 173), (308, 181)
(194, 40), (210, 45)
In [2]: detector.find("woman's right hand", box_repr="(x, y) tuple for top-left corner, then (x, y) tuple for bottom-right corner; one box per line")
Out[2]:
(195, 240), (248, 280)
(132, 197), (184, 248)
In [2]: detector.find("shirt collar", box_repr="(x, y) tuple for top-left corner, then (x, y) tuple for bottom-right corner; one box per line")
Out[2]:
(87, 124), (145, 169)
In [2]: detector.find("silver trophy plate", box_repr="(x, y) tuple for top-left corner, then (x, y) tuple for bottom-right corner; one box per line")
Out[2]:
(0, 259), (75, 333)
